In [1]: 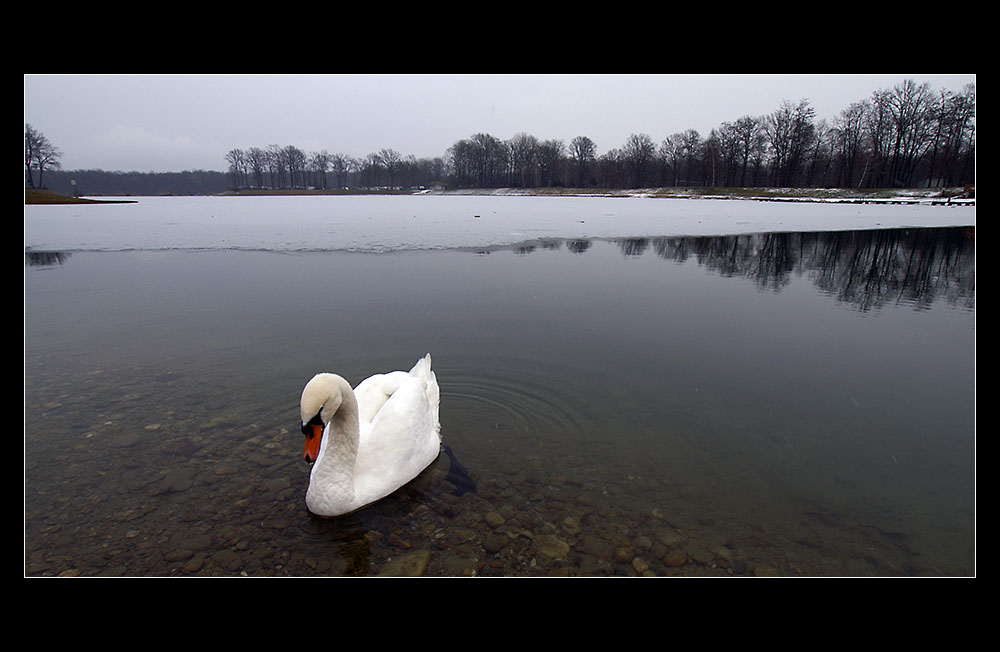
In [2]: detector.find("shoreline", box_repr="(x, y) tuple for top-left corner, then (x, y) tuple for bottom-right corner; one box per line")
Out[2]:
(24, 189), (137, 205)
(25, 185), (975, 207)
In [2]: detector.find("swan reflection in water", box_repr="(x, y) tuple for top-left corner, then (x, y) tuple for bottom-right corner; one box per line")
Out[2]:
(290, 447), (468, 576)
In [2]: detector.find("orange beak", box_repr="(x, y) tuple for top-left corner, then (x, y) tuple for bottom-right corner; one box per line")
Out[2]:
(303, 424), (323, 463)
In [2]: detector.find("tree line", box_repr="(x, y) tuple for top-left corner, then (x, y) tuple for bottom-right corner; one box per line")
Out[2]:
(39, 168), (230, 196)
(27, 78), (975, 197)
(223, 144), (447, 191)
(226, 80), (976, 188)
(226, 78), (974, 192)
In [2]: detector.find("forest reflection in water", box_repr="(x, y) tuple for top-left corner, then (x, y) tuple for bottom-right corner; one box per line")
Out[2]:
(24, 226), (975, 576)
(587, 226), (974, 312)
(26, 226), (976, 314)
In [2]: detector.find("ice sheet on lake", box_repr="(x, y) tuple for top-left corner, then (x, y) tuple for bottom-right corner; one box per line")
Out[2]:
(24, 194), (975, 254)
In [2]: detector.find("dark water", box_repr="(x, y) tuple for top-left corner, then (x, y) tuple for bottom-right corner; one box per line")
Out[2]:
(24, 227), (975, 576)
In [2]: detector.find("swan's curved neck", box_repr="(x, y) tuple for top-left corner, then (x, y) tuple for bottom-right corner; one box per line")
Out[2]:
(307, 375), (361, 512)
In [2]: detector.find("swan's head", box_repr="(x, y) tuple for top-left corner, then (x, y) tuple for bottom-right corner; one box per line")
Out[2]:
(300, 373), (345, 464)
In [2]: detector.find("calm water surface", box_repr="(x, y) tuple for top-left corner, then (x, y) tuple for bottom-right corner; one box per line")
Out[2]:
(24, 221), (975, 576)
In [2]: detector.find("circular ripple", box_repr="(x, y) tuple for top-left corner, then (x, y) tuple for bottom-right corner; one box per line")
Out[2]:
(436, 356), (598, 440)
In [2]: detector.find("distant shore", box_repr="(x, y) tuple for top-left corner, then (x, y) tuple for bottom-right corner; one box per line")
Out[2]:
(24, 189), (137, 205)
(418, 186), (975, 205)
(219, 188), (413, 197)
(218, 185), (976, 206)
(26, 185), (974, 206)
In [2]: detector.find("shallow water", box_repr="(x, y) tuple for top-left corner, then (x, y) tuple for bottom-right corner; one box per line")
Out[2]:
(24, 198), (975, 577)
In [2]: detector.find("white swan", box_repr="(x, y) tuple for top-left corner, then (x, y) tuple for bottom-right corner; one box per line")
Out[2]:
(299, 354), (442, 517)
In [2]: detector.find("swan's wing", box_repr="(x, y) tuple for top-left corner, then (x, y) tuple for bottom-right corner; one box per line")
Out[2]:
(354, 376), (441, 496)
(354, 372), (407, 425)
(357, 356), (439, 427)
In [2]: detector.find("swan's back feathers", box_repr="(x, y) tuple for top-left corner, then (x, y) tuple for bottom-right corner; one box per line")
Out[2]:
(354, 372), (405, 425)
(354, 354), (439, 429)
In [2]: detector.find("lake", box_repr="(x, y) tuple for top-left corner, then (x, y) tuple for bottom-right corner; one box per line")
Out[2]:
(24, 195), (976, 577)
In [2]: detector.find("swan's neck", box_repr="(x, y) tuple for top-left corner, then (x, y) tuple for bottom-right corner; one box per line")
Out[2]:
(307, 375), (361, 514)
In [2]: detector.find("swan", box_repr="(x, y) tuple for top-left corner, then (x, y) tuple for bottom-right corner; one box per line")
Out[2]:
(299, 354), (442, 517)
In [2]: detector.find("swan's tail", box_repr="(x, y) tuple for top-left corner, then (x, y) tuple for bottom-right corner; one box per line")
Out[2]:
(411, 353), (440, 432)
(409, 353), (433, 379)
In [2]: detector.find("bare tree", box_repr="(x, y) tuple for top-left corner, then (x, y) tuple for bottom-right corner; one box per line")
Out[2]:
(25, 123), (62, 189)
(861, 91), (893, 188)
(282, 145), (307, 188)
(446, 139), (473, 187)
(621, 133), (656, 188)
(331, 154), (359, 189)
(766, 99), (815, 187)
(246, 147), (267, 188)
(729, 116), (766, 186)
(225, 148), (248, 189)
(702, 131), (722, 187)
(597, 148), (626, 188)
(678, 129), (702, 186)
(309, 150), (332, 189)
(360, 152), (384, 187)
(507, 133), (539, 188)
(884, 79), (934, 187)
(715, 123), (736, 186)
(926, 83), (976, 186)
(536, 139), (564, 187)
(266, 144), (285, 188)
(568, 136), (597, 187)
(803, 119), (833, 187)
(24, 123), (39, 187)
(378, 148), (402, 188)
(398, 154), (420, 188)
(831, 101), (868, 188)
(660, 135), (682, 186)
(476, 133), (509, 188)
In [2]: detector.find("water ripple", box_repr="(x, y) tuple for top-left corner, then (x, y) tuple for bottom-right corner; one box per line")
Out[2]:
(438, 359), (595, 440)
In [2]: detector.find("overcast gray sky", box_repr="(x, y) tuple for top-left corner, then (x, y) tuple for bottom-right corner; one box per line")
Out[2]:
(24, 73), (975, 173)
